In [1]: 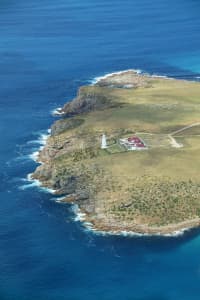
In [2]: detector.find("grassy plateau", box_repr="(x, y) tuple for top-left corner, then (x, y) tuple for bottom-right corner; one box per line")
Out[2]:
(34, 72), (200, 234)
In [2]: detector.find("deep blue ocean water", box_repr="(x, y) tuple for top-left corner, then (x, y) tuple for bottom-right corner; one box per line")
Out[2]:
(1, 1), (200, 299)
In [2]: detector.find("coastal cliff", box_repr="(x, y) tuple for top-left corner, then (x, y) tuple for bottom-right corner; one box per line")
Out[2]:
(32, 71), (200, 235)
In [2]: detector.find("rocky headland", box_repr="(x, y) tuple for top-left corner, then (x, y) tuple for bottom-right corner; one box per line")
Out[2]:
(32, 70), (200, 235)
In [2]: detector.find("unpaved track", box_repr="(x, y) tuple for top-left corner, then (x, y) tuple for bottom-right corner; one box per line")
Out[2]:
(168, 135), (183, 148)
(171, 122), (200, 136)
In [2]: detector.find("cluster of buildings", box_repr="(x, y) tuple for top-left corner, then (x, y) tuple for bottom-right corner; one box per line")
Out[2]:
(119, 136), (146, 150)
(101, 134), (147, 151)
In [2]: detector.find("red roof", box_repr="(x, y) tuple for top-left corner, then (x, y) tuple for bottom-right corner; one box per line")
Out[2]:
(137, 143), (145, 148)
(126, 136), (146, 148)
(128, 136), (140, 142)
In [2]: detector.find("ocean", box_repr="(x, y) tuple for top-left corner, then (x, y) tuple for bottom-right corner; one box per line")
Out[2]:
(1, 0), (200, 299)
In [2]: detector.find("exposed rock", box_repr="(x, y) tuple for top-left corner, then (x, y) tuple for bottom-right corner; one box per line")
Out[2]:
(96, 70), (152, 88)
(61, 86), (115, 115)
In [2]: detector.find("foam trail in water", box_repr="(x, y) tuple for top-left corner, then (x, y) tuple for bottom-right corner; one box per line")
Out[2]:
(28, 130), (51, 162)
(54, 196), (67, 203)
(19, 173), (56, 194)
(19, 174), (41, 190)
(29, 151), (40, 162)
(19, 129), (57, 193)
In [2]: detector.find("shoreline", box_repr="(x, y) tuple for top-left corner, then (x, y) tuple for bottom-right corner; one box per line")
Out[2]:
(31, 69), (200, 238)
(72, 203), (200, 238)
(52, 68), (200, 117)
(91, 69), (143, 85)
(27, 129), (57, 194)
(52, 68), (192, 117)
(26, 173), (57, 194)
(29, 130), (51, 163)
(52, 107), (65, 117)
(90, 68), (180, 86)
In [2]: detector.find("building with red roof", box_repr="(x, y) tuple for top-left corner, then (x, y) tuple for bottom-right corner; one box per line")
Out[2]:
(119, 136), (147, 151)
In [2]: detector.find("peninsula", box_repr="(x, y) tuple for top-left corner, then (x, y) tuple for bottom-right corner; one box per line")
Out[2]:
(32, 70), (200, 235)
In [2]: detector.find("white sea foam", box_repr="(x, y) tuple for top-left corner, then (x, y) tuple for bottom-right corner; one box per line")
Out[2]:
(28, 130), (50, 162)
(152, 74), (168, 78)
(40, 186), (57, 194)
(38, 132), (50, 146)
(19, 173), (56, 194)
(29, 150), (40, 162)
(90, 69), (143, 85)
(54, 196), (67, 203)
(20, 130), (57, 194)
(19, 174), (41, 190)
(51, 107), (65, 116)
(71, 204), (146, 237)
(72, 204), (87, 222)
(89, 69), (174, 86)
(162, 227), (191, 237)
(27, 140), (44, 145)
(87, 227), (190, 238)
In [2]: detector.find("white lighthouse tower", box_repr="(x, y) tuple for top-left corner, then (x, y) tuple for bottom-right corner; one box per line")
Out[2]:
(101, 134), (107, 149)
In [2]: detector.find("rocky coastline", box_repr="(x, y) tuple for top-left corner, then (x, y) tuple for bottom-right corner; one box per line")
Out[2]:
(32, 70), (200, 236)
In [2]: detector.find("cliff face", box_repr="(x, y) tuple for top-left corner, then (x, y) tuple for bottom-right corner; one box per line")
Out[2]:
(61, 86), (115, 115)
(33, 86), (106, 196)
(32, 85), (117, 209)
(61, 72), (153, 115)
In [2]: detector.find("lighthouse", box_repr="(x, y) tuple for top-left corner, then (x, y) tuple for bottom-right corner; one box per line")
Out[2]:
(101, 134), (107, 149)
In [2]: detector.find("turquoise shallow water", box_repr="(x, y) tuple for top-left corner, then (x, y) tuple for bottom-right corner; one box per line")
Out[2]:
(1, 1), (200, 299)
(165, 51), (200, 74)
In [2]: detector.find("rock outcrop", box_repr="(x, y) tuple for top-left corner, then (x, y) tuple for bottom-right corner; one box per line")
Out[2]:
(61, 86), (116, 115)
